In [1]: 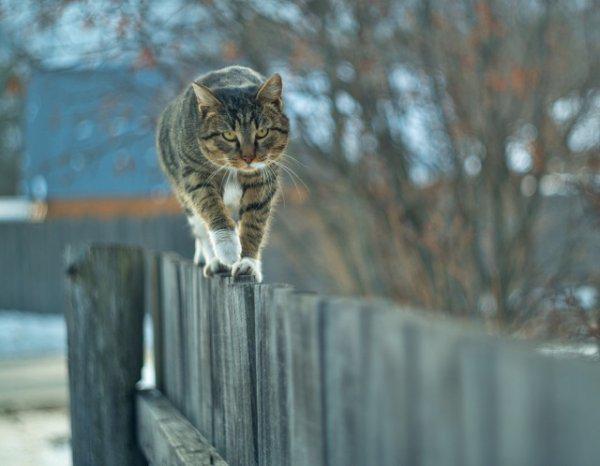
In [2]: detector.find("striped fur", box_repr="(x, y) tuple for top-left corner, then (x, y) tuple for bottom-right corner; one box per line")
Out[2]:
(156, 66), (289, 281)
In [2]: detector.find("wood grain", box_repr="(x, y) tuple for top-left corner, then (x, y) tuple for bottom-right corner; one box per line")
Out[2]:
(65, 244), (146, 466)
(136, 389), (227, 466)
(67, 246), (600, 466)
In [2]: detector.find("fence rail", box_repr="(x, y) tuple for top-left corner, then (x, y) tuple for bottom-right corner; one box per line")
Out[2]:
(136, 389), (227, 466)
(66, 244), (600, 466)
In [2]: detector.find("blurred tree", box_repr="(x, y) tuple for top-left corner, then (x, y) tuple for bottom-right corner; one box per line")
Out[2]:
(1, 0), (597, 329)
(208, 0), (598, 326)
(0, 44), (24, 195)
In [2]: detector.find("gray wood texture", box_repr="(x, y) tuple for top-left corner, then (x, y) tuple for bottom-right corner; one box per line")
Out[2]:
(254, 284), (294, 466)
(161, 253), (185, 411)
(322, 297), (368, 466)
(155, 255), (600, 466)
(214, 278), (258, 465)
(193, 263), (215, 442)
(67, 246), (600, 466)
(136, 389), (227, 466)
(147, 252), (165, 392)
(286, 293), (325, 466)
(65, 244), (146, 466)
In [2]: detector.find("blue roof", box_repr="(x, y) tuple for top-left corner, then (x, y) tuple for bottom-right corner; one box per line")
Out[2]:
(22, 68), (172, 199)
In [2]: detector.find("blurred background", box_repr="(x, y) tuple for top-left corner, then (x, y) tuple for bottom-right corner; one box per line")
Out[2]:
(0, 1), (598, 464)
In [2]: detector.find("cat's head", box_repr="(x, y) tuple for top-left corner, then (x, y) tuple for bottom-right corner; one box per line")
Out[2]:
(192, 74), (289, 172)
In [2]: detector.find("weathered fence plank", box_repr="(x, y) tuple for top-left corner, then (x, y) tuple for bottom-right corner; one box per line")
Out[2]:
(218, 279), (258, 466)
(496, 346), (555, 466)
(362, 305), (414, 466)
(65, 244), (146, 466)
(551, 358), (600, 466)
(180, 261), (201, 429)
(66, 245), (600, 466)
(254, 284), (294, 466)
(136, 389), (227, 466)
(460, 339), (499, 466)
(161, 254), (185, 411)
(192, 265), (215, 442)
(147, 252), (165, 392)
(322, 298), (369, 466)
(208, 275), (229, 458)
(177, 261), (193, 422)
(286, 293), (326, 466)
(417, 316), (467, 466)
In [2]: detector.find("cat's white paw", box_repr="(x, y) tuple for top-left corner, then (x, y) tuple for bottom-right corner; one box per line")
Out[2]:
(231, 257), (262, 283)
(209, 229), (241, 266)
(203, 258), (230, 277)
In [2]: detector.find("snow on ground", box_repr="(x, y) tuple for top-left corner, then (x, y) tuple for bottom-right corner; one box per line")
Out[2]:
(0, 311), (66, 359)
(0, 311), (70, 465)
(0, 356), (68, 411)
(538, 343), (599, 361)
(0, 408), (71, 466)
(0, 310), (155, 465)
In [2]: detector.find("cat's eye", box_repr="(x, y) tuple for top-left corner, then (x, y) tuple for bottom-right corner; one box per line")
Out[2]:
(256, 128), (269, 139)
(222, 131), (237, 141)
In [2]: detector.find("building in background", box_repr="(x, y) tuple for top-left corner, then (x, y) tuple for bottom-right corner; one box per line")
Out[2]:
(20, 67), (180, 219)
(0, 67), (196, 313)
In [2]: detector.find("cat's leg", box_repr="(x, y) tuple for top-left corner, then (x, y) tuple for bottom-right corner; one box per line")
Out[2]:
(187, 216), (208, 266)
(198, 221), (232, 277)
(187, 214), (233, 276)
(182, 181), (241, 271)
(232, 172), (279, 282)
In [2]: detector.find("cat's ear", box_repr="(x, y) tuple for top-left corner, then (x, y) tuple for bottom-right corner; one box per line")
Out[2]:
(192, 82), (221, 110)
(256, 74), (283, 108)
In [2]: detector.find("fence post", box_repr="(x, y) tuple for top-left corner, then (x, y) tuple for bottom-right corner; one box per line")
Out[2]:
(65, 244), (146, 466)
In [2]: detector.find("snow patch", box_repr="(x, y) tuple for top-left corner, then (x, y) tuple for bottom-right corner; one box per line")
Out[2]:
(0, 311), (66, 359)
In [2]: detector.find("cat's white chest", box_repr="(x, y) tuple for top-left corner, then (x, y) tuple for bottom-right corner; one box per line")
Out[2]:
(223, 174), (242, 208)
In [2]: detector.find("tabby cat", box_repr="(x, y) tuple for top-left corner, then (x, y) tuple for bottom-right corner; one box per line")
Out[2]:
(157, 66), (289, 282)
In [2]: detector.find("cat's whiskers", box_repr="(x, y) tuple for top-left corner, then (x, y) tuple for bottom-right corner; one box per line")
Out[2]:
(282, 153), (308, 169)
(270, 159), (309, 194)
(205, 162), (228, 184)
(279, 155), (310, 197)
(269, 162), (299, 206)
(264, 164), (285, 207)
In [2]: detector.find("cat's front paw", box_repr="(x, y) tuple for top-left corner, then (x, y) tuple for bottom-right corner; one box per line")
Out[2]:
(209, 229), (241, 266)
(203, 258), (230, 278)
(231, 257), (262, 283)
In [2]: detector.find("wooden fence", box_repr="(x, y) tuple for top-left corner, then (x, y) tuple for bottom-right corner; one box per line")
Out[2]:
(0, 216), (192, 313)
(65, 245), (600, 466)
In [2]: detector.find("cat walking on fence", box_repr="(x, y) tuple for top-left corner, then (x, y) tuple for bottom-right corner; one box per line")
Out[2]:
(157, 66), (289, 282)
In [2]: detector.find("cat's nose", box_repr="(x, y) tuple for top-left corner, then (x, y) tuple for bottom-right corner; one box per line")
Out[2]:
(241, 148), (255, 164)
